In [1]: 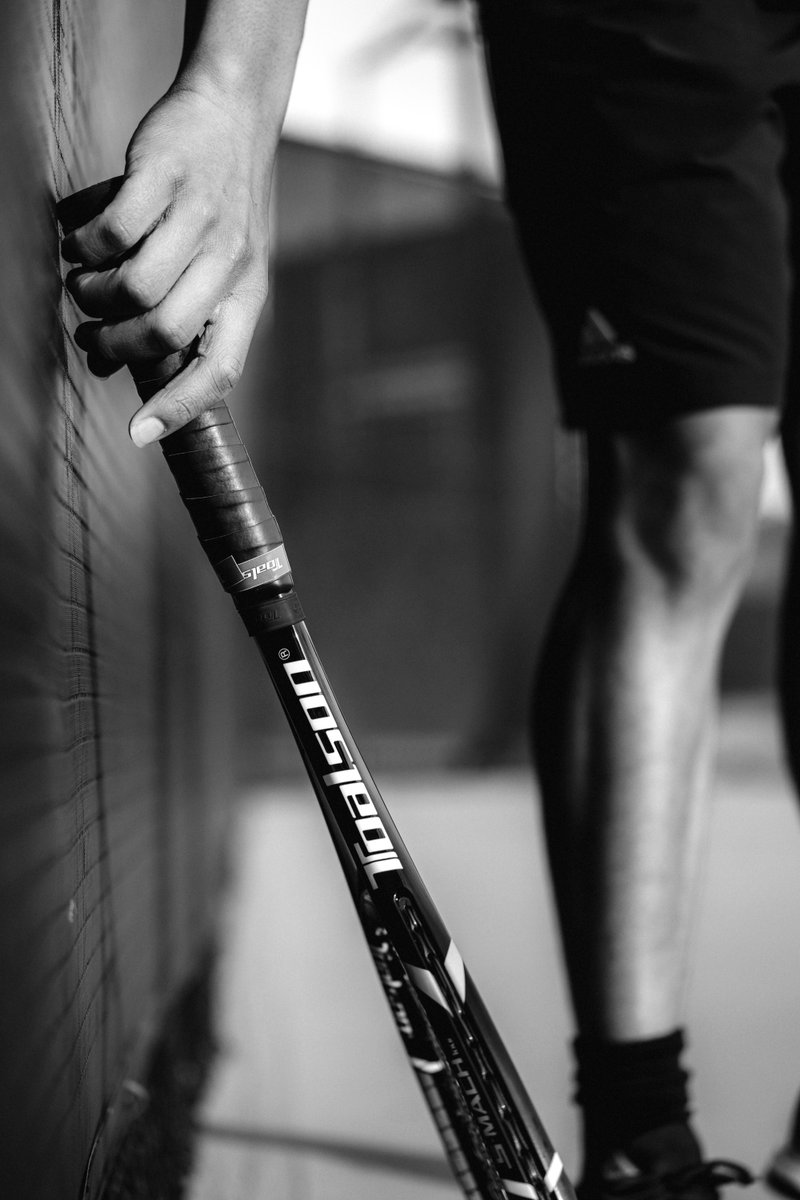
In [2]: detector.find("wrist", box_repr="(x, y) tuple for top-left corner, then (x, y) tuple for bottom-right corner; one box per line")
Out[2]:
(174, 4), (306, 139)
(173, 56), (271, 121)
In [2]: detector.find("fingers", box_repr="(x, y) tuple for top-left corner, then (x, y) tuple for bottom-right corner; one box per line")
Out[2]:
(74, 252), (219, 364)
(127, 289), (264, 447)
(61, 171), (172, 268)
(85, 352), (125, 380)
(64, 181), (230, 319)
(66, 218), (198, 319)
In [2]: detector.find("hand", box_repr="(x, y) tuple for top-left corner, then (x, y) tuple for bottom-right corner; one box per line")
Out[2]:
(61, 80), (273, 446)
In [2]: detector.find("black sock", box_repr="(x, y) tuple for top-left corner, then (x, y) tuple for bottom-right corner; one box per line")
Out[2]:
(788, 1090), (800, 1150)
(574, 1029), (698, 1180)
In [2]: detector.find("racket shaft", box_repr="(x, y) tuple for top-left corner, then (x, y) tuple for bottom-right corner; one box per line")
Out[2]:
(256, 620), (573, 1200)
(358, 904), (507, 1199)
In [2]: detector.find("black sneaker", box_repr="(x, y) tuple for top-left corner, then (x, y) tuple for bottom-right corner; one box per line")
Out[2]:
(766, 1095), (800, 1198)
(579, 1124), (754, 1200)
(766, 1147), (800, 1199)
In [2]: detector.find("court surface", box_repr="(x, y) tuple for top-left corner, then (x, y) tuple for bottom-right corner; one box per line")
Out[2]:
(187, 695), (800, 1200)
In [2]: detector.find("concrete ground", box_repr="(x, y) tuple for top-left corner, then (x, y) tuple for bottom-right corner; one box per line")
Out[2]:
(187, 695), (800, 1200)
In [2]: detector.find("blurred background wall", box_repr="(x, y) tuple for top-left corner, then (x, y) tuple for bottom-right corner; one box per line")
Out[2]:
(243, 138), (576, 771)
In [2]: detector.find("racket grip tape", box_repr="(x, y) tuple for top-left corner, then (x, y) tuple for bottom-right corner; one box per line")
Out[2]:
(57, 178), (302, 631)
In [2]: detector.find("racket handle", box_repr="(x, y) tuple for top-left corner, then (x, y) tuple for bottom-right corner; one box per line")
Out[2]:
(57, 179), (303, 633)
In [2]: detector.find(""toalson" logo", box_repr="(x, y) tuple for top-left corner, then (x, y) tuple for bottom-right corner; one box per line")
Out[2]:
(282, 653), (404, 890)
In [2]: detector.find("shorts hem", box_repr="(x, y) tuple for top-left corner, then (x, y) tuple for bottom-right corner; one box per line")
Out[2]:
(559, 357), (785, 432)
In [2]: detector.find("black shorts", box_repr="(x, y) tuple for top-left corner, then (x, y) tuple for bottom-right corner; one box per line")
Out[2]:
(478, 0), (800, 430)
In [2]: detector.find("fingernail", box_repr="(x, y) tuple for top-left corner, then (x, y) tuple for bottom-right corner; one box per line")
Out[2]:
(130, 416), (166, 447)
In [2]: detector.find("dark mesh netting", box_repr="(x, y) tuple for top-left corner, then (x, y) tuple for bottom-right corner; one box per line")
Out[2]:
(0, 3), (235, 1195)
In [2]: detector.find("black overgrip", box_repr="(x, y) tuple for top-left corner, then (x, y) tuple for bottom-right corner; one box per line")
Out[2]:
(56, 178), (302, 634)
(158, 406), (303, 632)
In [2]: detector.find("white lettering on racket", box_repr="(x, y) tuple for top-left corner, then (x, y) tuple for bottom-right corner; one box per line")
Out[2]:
(450, 1053), (506, 1157)
(282, 654), (403, 890)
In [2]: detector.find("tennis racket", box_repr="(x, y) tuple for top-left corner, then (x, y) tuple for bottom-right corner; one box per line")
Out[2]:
(58, 178), (576, 1200)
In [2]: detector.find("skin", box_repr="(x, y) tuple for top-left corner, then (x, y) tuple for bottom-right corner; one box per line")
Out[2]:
(61, 0), (309, 447)
(534, 407), (777, 1040)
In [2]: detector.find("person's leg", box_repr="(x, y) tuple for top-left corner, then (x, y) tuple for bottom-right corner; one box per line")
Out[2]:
(768, 319), (800, 1200)
(763, 74), (800, 1198)
(778, 406), (800, 781)
(765, 404), (800, 1198)
(478, 8), (793, 1190)
(532, 406), (774, 1182)
(775, 77), (800, 794)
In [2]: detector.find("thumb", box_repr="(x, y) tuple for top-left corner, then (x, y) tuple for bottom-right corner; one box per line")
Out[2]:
(127, 295), (260, 446)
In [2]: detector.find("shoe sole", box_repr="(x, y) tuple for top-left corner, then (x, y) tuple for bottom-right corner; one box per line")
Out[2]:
(766, 1152), (800, 1200)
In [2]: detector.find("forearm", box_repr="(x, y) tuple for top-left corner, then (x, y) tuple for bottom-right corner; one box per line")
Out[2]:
(177, 0), (309, 146)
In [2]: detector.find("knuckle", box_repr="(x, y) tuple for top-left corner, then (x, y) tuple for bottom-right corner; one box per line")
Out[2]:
(193, 192), (217, 229)
(226, 228), (250, 266)
(210, 356), (243, 398)
(118, 265), (159, 311)
(102, 210), (134, 253)
(152, 315), (193, 354)
(170, 395), (203, 428)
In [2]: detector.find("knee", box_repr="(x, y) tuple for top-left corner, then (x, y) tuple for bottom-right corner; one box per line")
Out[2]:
(588, 409), (774, 605)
